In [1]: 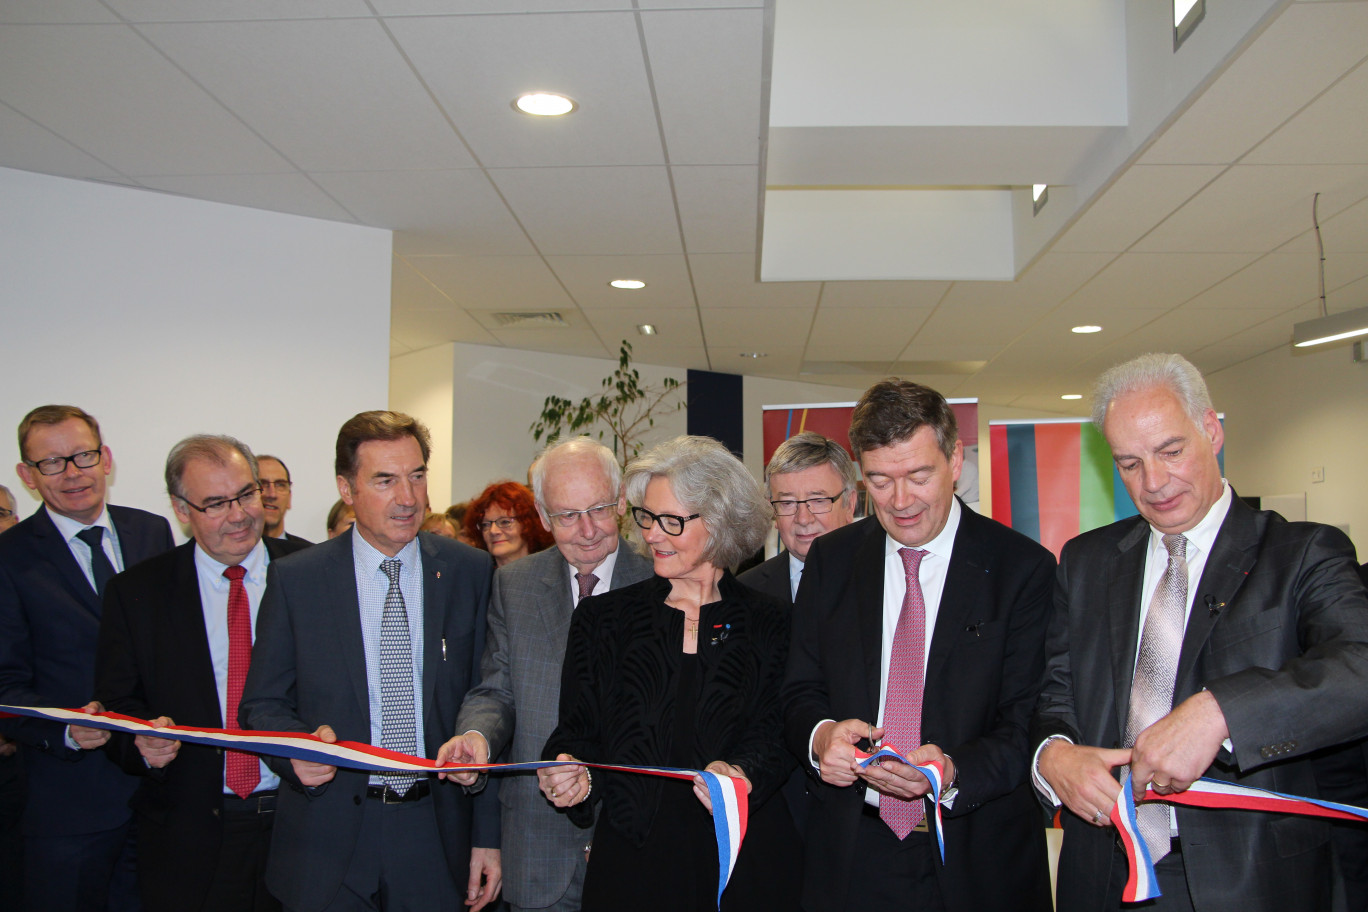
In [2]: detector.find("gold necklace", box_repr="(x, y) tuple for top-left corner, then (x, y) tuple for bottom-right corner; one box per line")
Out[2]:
(685, 616), (699, 636)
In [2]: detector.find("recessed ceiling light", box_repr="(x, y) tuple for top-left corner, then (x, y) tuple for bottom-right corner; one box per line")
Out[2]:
(1061, 394), (1083, 400)
(738, 352), (768, 359)
(513, 93), (577, 116)
(637, 324), (657, 336)
(610, 279), (646, 289)
(1032, 184), (1048, 203)
(1071, 325), (1102, 334)
(1032, 183), (1049, 216)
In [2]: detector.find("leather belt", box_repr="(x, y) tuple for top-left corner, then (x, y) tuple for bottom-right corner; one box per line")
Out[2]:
(222, 789), (278, 815)
(366, 781), (431, 804)
(860, 801), (929, 832)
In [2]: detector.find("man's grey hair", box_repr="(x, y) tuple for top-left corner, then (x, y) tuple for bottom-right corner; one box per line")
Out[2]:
(165, 435), (259, 502)
(0, 484), (13, 507)
(764, 431), (858, 498)
(530, 437), (622, 513)
(1091, 353), (1213, 431)
(624, 435), (771, 570)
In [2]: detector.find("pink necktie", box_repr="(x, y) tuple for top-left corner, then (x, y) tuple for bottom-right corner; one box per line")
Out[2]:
(880, 547), (927, 838)
(223, 565), (260, 798)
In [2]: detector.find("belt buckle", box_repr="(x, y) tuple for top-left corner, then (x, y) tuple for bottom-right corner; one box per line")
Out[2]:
(381, 786), (405, 805)
(912, 819), (930, 833)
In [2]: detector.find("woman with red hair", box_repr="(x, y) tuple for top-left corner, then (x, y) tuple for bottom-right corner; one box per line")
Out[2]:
(464, 480), (552, 568)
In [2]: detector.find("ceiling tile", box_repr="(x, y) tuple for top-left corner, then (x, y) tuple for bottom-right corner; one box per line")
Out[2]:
(485, 328), (614, 359)
(804, 307), (929, 361)
(1321, 196), (1368, 253)
(391, 305), (499, 350)
(372, 0), (633, 13)
(140, 18), (475, 172)
(0, 103), (126, 179)
(1184, 252), (1317, 310)
(689, 253), (821, 308)
(403, 255), (576, 311)
(0, 24), (292, 175)
(1246, 59), (1368, 165)
(1064, 252), (1257, 311)
(911, 304), (1042, 348)
(0, 2), (118, 23)
(544, 254), (695, 309)
(386, 11), (663, 168)
(939, 252), (1114, 310)
(1117, 306), (1286, 353)
(672, 165), (759, 254)
(1053, 165), (1224, 253)
(580, 308), (705, 350)
(816, 280), (951, 310)
(138, 172), (357, 221)
(702, 307), (813, 350)
(641, 8), (763, 165)
(393, 255), (457, 311)
(490, 166), (682, 256)
(106, 0), (372, 20)
(710, 347), (805, 376)
(313, 169), (534, 257)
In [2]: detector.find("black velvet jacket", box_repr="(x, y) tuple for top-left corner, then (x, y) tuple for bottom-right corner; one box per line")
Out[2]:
(543, 571), (793, 844)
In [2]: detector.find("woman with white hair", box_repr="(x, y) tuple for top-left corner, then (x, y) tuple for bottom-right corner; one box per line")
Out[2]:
(538, 435), (801, 911)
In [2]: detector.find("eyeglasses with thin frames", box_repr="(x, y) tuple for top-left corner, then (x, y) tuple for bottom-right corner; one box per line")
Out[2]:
(25, 449), (102, 476)
(258, 479), (292, 492)
(179, 487), (261, 518)
(769, 493), (844, 516)
(478, 517), (519, 533)
(630, 505), (701, 537)
(544, 501), (619, 528)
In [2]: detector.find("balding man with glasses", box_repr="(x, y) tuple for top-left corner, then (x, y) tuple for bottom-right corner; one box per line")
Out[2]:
(0, 404), (173, 912)
(447, 438), (652, 912)
(256, 455), (312, 546)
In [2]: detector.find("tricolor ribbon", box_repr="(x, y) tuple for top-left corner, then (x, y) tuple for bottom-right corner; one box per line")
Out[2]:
(1113, 768), (1368, 902)
(0, 705), (747, 909)
(854, 744), (947, 862)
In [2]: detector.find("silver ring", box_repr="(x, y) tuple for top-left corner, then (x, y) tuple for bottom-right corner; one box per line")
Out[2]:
(550, 788), (557, 798)
(1092, 809), (1104, 825)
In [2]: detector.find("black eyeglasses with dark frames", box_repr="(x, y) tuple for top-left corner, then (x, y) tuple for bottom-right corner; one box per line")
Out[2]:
(179, 487), (261, 518)
(630, 505), (701, 536)
(25, 449), (103, 476)
(769, 494), (843, 516)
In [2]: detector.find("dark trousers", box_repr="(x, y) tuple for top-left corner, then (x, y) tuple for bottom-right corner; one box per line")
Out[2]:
(24, 821), (140, 912)
(198, 795), (280, 912)
(838, 806), (946, 910)
(1104, 843), (1196, 912)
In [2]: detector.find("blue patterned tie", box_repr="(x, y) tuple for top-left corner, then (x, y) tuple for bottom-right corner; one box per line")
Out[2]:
(379, 559), (420, 794)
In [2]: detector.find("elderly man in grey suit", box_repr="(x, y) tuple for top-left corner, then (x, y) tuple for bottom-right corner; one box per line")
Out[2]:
(447, 437), (652, 912)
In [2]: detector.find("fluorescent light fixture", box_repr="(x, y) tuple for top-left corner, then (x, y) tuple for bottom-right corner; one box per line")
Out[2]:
(636, 324), (657, 336)
(1061, 394), (1083, 401)
(1292, 304), (1368, 348)
(1174, 0), (1204, 50)
(609, 279), (646, 289)
(1071, 325), (1102, 334)
(1032, 184), (1049, 216)
(513, 93), (577, 116)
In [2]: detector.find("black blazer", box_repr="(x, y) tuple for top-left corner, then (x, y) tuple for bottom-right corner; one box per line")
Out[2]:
(93, 536), (309, 912)
(0, 504), (173, 836)
(737, 551), (793, 605)
(783, 506), (1056, 912)
(1034, 495), (1368, 912)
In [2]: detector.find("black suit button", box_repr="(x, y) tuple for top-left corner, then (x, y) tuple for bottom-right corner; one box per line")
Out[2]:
(211, 808), (219, 818)
(353, 794), (362, 806)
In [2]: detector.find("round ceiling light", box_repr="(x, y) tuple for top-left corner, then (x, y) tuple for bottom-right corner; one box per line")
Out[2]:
(1071, 325), (1102, 334)
(610, 279), (646, 289)
(513, 93), (577, 116)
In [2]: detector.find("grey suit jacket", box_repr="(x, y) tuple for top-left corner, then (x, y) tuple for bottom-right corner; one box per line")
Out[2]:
(240, 530), (498, 912)
(1034, 495), (1368, 912)
(456, 539), (652, 908)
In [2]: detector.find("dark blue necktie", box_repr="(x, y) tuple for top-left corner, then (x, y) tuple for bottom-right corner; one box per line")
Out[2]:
(75, 526), (116, 596)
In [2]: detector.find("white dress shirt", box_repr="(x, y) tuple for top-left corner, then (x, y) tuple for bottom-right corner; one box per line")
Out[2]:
(565, 544), (620, 603)
(47, 505), (124, 589)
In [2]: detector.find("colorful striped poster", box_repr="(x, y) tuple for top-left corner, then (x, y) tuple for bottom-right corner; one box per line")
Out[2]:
(761, 400), (978, 465)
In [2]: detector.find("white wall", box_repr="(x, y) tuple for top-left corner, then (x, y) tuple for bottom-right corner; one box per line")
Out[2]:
(390, 343), (456, 512)
(1207, 344), (1368, 556)
(0, 168), (392, 542)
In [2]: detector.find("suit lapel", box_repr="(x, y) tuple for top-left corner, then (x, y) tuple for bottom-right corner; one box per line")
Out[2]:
(169, 544), (222, 722)
(329, 534), (371, 726)
(1108, 520), (1150, 737)
(536, 561), (574, 644)
(30, 506), (102, 617)
(926, 507), (982, 688)
(854, 522), (887, 717)
(419, 535), (447, 735)
(1175, 498), (1258, 695)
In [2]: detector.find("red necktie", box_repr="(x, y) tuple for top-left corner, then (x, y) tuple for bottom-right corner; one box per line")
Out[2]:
(223, 565), (260, 798)
(880, 547), (927, 838)
(575, 572), (599, 602)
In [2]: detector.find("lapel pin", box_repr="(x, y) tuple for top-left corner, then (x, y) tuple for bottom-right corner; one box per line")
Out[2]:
(436, 571), (441, 579)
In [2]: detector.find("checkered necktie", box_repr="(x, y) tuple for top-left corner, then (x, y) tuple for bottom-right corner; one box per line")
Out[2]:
(1124, 533), (1189, 864)
(222, 565), (260, 797)
(881, 547), (927, 839)
(575, 572), (599, 603)
(379, 558), (420, 794)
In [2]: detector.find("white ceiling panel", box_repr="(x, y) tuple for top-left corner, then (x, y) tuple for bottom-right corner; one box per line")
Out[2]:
(701, 307), (813, 350)
(1134, 164), (1368, 254)
(544, 255), (695, 309)
(0, 24), (293, 175)
(485, 328), (613, 359)
(712, 347), (805, 376)
(672, 165), (760, 254)
(641, 8), (764, 166)
(1140, 2), (1368, 165)
(392, 306), (500, 350)
(1321, 196), (1368, 253)
(387, 11), (663, 169)
(371, 0), (633, 13)
(817, 281), (951, 310)
(0, 1), (118, 23)
(393, 256), (456, 311)
(689, 253), (821, 309)
(137, 173), (356, 221)
(403, 255), (576, 311)
(1246, 59), (1368, 165)
(896, 342), (1003, 362)
(311, 169), (533, 257)
(580, 308), (705, 349)
(490, 166), (682, 255)
(1118, 306), (1285, 352)
(938, 252), (1114, 311)
(805, 306), (930, 361)
(1064, 252), (1257, 312)
(1183, 253), (1317, 310)
(1053, 165), (1224, 253)
(912, 303), (1044, 348)
(140, 18), (473, 172)
(638, 0), (763, 8)
(0, 104), (126, 179)
(105, 0), (373, 21)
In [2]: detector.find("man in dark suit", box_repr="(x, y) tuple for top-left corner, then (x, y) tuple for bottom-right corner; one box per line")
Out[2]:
(739, 430), (857, 606)
(256, 456), (312, 546)
(94, 434), (310, 912)
(783, 380), (1055, 912)
(446, 437), (652, 912)
(1033, 353), (1368, 912)
(240, 411), (499, 912)
(0, 404), (174, 911)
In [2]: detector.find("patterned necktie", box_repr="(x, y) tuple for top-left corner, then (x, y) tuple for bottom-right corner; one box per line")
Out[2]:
(76, 526), (116, 596)
(575, 572), (599, 603)
(379, 558), (420, 793)
(222, 565), (260, 798)
(881, 547), (928, 839)
(1124, 533), (1189, 864)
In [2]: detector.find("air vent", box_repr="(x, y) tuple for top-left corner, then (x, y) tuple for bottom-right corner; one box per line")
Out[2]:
(490, 312), (568, 328)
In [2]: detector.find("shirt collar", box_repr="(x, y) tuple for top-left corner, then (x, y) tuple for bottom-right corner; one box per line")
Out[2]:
(883, 496), (962, 559)
(352, 529), (421, 576)
(48, 504), (112, 543)
(788, 551), (805, 581)
(1147, 479), (1231, 557)
(567, 543), (620, 589)
(195, 537), (269, 585)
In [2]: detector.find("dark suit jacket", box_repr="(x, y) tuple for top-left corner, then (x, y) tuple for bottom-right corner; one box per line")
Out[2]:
(92, 536), (309, 911)
(0, 503), (173, 836)
(783, 506), (1056, 912)
(455, 540), (652, 908)
(1033, 496), (1368, 912)
(738, 551), (793, 605)
(239, 530), (499, 912)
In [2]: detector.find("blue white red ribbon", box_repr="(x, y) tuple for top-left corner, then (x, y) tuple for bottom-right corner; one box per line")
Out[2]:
(854, 744), (947, 862)
(1113, 768), (1368, 902)
(0, 705), (747, 909)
